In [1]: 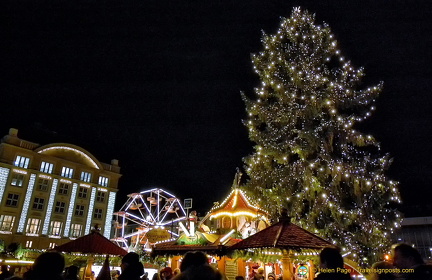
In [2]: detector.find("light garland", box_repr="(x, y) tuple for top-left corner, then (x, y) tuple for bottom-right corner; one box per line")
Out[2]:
(63, 183), (78, 237)
(42, 179), (58, 235)
(103, 191), (116, 238)
(85, 187), (97, 235)
(0, 167), (10, 203)
(210, 211), (265, 219)
(17, 174), (36, 233)
(37, 146), (100, 169)
(12, 169), (27, 175)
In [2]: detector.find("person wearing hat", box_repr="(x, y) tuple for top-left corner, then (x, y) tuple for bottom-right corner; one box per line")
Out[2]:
(253, 268), (265, 280)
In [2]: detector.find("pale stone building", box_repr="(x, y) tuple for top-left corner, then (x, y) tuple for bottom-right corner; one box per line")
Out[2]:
(0, 128), (121, 250)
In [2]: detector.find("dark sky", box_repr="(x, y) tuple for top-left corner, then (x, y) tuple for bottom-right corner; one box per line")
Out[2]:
(2, 1), (431, 216)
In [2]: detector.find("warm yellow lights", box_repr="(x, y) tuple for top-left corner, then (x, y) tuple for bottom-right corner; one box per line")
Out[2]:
(1, 260), (34, 264)
(38, 146), (100, 169)
(210, 211), (264, 220)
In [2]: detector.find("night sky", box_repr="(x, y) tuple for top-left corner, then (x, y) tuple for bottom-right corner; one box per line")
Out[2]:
(2, 1), (431, 216)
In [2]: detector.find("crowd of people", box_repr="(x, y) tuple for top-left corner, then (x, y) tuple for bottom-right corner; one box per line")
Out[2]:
(0, 243), (430, 280)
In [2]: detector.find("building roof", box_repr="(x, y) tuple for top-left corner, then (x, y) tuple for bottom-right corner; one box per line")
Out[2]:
(229, 216), (332, 251)
(36, 143), (103, 169)
(152, 237), (241, 256)
(54, 231), (127, 255)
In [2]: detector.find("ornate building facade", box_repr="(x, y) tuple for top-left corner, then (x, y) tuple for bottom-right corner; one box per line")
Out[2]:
(0, 128), (121, 250)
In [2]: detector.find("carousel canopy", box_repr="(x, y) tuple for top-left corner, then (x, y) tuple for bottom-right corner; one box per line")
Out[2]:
(208, 188), (269, 221)
(229, 215), (332, 251)
(54, 231), (127, 256)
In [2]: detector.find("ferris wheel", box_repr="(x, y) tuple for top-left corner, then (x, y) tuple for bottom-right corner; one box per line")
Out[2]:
(113, 188), (187, 250)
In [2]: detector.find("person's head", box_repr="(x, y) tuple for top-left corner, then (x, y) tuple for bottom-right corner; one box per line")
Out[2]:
(370, 261), (396, 280)
(392, 243), (424, 269)
(1, 265), (8, 272)
(122, 252), (140, 265)
(180, 251), (208, 272)
(66, 265), (79, 276)
(33, 252), (65, 276)
(160, 267), (172, 279)
(121, 252), (140, 272)
(235, 276), (245, 280)
(319, 247), (344, 269)
(257, 267), (264, 274)
(267, 273), (276, 280)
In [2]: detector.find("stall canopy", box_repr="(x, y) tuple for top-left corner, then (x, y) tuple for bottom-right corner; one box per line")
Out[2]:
(229, 214), (332, 250)
(54, 231), (127, 256)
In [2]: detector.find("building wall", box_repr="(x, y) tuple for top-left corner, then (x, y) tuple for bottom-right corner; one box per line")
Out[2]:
(0, 128), (121, 250)
(396, 216), (432, 261)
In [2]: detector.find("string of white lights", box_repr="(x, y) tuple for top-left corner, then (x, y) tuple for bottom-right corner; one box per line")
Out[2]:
(37, 146), (100, 169)
(0, 167), (10, 203)
(42, 179), (58, 235)
(17, 174), (36, 232)
(103, 191), (116, 238)
(85, 187), (97, 235)
(64, 183), (78, 237)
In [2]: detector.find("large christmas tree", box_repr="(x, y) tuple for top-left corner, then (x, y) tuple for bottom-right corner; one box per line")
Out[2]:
(242, 7), (401, 265)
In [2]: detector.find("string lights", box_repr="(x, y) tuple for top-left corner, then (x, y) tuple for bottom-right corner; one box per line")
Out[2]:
(242, 7), (401, 266)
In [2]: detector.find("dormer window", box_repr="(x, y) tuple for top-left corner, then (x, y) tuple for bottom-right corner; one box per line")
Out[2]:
(98, 176), (108, 187)
(40, 162), (54, 174)
(14, 156), (30, 169)
(61, 167), (74, 178)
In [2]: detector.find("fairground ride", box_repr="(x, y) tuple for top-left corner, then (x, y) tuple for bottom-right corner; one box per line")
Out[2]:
(112, 188), (187, 251)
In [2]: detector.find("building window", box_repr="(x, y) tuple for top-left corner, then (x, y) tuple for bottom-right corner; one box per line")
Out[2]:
(98, 176), (108, 187)
(80, 172), (92, 183)
(32, 197), (45, 211)
(0, 215), (15, 231)
(54, 201), (66, 214)
(49, 242), (56, 249)
(61, 167), (74, 178)
(26, 218), (41, 234)
(49, 221), (63, 236)
(25, 240), (33, 248)
(37, 178), (50, 191)
(58, 182), (70, 195)
(75, 205), (85, 216)
(78, 187), (88, 199)
(40, 161), (54, 174)
(11, 173), (25, 187)
(70, 224), (83, 237)
(96, 191), (106, 203)
(5, 193), (19, 207)
(14, 155), (30, 168)
(93, 208), (103, 220)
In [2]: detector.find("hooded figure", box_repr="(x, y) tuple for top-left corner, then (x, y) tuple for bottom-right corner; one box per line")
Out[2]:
(119, 252), (144, 280)
(96, 255), (112, 280)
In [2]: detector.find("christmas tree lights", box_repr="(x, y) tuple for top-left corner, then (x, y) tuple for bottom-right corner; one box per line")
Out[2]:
(242, 7), (400, 266)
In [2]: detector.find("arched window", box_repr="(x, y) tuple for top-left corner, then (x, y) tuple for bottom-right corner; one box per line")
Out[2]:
(222, 216), (232, 229)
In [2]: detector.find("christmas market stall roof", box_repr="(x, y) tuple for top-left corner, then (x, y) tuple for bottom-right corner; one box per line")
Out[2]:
(229, 215), (332, 251)
(54, 231), (127, 256)
(152, 232), (241, 257)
